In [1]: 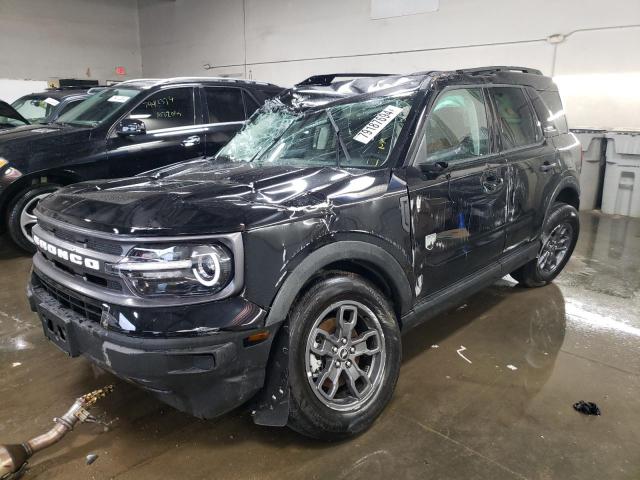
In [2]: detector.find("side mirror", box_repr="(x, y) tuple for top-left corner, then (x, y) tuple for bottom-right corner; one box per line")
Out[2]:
(419, 160), (449, 175)
(542, 122), (558, 138)
(116, 118), (146, 136)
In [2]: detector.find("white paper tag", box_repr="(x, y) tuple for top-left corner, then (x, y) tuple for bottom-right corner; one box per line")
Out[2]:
(353, 105), (403, 144)
(108, 95), (129, 103)
(44, 97), (60, 106)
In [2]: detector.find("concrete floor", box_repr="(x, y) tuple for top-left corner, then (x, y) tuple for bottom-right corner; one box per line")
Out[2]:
(0, 211), (638, 480)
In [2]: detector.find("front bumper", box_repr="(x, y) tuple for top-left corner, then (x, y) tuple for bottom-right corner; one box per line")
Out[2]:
(28, 271), (278, 419)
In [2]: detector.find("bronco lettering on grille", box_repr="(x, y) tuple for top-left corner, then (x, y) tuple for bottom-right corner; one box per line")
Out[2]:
(33, 234), (100, 271)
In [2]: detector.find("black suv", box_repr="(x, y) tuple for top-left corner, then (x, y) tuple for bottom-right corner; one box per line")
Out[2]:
(0, 77), (282, 251)
(27, 67), (580, 440)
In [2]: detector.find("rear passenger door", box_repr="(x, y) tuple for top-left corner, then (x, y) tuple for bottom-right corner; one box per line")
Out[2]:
(202, 87), (251, 155)
(407, 86), (508, 299)
(489, 86), (556, 251)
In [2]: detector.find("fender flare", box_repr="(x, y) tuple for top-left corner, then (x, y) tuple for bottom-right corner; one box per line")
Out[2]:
(264, 240), (412, 327)
(544, 175), (580, 223)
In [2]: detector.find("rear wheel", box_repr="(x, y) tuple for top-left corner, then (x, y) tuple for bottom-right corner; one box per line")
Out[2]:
(511, 202), (579, 287)
(7, 184), (60, 253)
(287, 273), (401, 440)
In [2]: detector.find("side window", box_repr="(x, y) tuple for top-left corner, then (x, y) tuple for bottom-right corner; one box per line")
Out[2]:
(128, 88), (195, 131)
(243, 91), (260, 118)
(534, 89), (568, 134)
(417, 87), (489, 165)
(205, 88), (245, 123)
(492, 87), (541, 149)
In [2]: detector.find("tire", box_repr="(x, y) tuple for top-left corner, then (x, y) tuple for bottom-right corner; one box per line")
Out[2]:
(7, 184), (60, 253)
(511, 202), (579, 288)
(286, 272), (401, 440)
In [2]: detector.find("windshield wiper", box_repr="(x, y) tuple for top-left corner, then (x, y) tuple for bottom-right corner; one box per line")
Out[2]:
(326, 109), (351, 168)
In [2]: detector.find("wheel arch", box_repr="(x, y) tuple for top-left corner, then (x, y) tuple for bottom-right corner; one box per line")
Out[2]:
(544, 175), (580, 222)
(264, 241), (413, 328)
(1, 170), (80, 220)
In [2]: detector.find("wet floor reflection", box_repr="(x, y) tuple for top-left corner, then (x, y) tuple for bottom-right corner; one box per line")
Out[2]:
(0, 211), (639, 479)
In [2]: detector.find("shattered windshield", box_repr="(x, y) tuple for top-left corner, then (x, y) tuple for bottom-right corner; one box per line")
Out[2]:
(216, 92), (416, 168)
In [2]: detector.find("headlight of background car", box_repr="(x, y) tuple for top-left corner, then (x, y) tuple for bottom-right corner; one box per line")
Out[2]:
(112, 244), (233, 297)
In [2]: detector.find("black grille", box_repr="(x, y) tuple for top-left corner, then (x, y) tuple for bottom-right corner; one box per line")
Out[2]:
(39, 220), (122, 255)
(36, 274), (103, 323)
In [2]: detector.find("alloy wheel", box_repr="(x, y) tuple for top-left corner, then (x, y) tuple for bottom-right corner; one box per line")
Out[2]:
(537, 222), (573, 274)
(305, 300), (386, 411)
(19, 193), (52, 244)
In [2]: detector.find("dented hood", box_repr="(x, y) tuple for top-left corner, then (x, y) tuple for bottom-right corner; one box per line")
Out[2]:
(36, 159), (390, 236)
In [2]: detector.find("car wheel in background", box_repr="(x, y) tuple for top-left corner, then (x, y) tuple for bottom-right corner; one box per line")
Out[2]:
(7, 184), (60, 253)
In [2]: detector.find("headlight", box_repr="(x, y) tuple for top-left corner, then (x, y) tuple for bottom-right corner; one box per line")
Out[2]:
(112, 244), (233, 297)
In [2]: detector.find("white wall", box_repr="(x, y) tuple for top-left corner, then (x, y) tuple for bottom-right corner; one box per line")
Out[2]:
(0, 0), (142, 101)
(138, 0), (640, 129)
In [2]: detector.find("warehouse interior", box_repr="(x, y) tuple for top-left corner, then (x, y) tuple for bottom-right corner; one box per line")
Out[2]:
(0, 0), (639, 479)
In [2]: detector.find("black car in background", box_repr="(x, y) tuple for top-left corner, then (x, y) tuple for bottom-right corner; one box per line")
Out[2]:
(28, 68), (581, 439)
(0, 77), (283, 251)
(10, 87), (95, 125)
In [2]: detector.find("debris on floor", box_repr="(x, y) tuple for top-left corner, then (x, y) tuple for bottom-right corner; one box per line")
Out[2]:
(456, 345), (472, 364)
(86, 453), (98, 465)
(573, 400), (602, 416)
(0, 385), (114, 479)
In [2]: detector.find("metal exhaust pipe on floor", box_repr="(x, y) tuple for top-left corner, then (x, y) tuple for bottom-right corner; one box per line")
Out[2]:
(0, 385), (114, 479)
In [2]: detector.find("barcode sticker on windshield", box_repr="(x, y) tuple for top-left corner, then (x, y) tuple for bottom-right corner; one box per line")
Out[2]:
(108, 95), (129, 103)
(44, 97), (60, 106)
(353, 105), (403, 144)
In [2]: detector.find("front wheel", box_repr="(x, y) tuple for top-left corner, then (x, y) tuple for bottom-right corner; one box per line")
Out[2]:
(287, 273), (401, 440)
(511, 202), (579, 287)
(7, 184), (60, 253)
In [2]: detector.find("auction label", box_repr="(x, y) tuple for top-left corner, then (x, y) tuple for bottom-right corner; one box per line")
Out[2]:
(108, 95), (130, 103)
(353, 105), (403, 144)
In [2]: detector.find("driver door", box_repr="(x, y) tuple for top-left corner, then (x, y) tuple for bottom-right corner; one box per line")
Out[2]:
(407, 86), (508, 300)
(107, 87), (205, 177)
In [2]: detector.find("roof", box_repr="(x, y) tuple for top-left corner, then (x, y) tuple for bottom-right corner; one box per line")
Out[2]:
(282, 66), (552, 110)
(116, 77), (280, 90)
(19, 88), (90, 100)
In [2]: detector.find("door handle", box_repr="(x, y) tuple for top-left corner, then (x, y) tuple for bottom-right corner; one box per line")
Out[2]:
(540, 161), (558, 172)
(181, 135), (201, 147)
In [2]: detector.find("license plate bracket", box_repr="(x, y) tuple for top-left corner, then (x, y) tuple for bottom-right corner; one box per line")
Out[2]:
(38, 304), (81, 357)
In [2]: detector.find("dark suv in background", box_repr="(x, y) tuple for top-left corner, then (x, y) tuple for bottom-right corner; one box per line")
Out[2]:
(11, 87), (95, 125)
(0, 77), (282, 251)
(27, 67), (580, 440)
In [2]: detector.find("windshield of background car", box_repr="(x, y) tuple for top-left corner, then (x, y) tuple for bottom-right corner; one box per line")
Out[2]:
(216, 92), (416, 168)
(11, 97), (54, 123)
(56, 88), (141, 127)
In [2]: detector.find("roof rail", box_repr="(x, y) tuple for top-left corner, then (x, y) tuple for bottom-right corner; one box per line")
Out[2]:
(295, 73), (394, 87)
(454, 66), (543, 76)
(116, 77), (279, 88)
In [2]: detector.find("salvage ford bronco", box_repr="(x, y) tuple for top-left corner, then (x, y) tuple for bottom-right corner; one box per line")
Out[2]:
(27, 67), (580, 440)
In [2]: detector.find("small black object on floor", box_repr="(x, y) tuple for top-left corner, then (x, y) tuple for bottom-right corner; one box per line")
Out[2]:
(573, 401), (601, 416)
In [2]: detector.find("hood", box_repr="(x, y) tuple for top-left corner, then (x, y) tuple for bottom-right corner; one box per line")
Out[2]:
(36, 159), (391, 236)
(0, 101), (30, 127)
(0, 124), (94, 171)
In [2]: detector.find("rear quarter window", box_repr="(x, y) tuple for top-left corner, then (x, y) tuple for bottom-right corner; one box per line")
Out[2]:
(534, 89), (569, 134)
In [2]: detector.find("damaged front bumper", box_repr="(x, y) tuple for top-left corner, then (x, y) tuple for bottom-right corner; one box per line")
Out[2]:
(27, 271), (278, 419)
